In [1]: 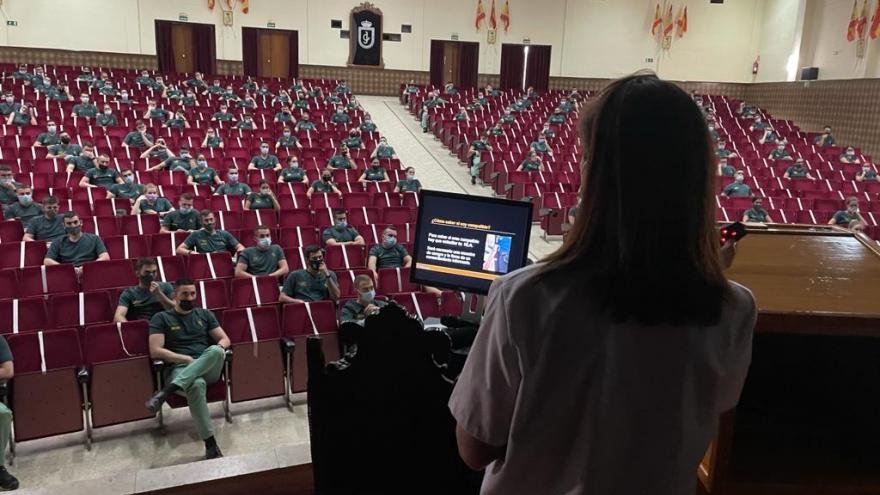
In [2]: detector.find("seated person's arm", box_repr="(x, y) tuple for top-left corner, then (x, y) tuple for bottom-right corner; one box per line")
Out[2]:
(783, 172), (791, 179)
(113, 305), (128, 323)
(131, 197), (144, 214)
(43, 256), (59, 266)
(367, 255), (378, 274)
(234, 260), (253, 279)
(403, 254), (413, 268)
(0, 361), (12, 382)
(306, 186), (315, 199)
(332, 185), (343, 197)
(96, 251), (111, 262)
(278, 292), (302, 304)
(176, 240), (194, 255)
(827, 216), (837, 225)
(270, 259), (289, 279)
(78, 176), (92, 188)
(765, 212), (774, 223)
(149, 333), (192, 364)
(326, 275), (341, 301)
(22, 231), (34, 242)
(358, 172), (368, 183)
(741, 212), (750, 223)
(233, 243), (245, 254)
(856, 173), (864, 182)
(242, 197), (252, 210)
(353, 234), (365, 246)
(456, 425), (506, 471)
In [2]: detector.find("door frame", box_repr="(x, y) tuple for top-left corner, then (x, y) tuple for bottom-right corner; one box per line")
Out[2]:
(241, 27), (300, 79)
(155, 20), (217, 74)
(429, 40), (479, 89)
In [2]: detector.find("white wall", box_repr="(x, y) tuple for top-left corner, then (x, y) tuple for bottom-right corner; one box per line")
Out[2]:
(0, 0), (831, 83)
(798, 0), (880, 80)
(754, 0), (806, 82)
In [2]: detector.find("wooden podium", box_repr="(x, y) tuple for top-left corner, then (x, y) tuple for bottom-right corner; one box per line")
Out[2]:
(699, 224), (880, 495)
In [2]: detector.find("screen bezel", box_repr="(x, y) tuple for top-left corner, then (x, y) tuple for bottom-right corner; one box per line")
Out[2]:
(409, 189), (533, 295)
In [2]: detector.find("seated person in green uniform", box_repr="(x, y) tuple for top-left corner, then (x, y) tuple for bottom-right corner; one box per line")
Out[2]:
(419, 105), (430, 133)
(394, 167), (422, 194)
(237, 93), (257, 109)
(540, 123), (557, 139)
(454, 108), (469, 122)
(6, 103), (37, 126)
(839, 147), (862, 164)
(278, 156), (310, 185)
(274, 106), (295, 124)
(135, 70), (155, 86)
(97, 81), (118, 97)
(768, 143), (792, 161)
(327, 146), (352, 170)
(43, 212), (110, 267)
(71, 94), (98, 119)
(331, 106), (351, 124)
(402, 80), (419, 102)
(467, 135), (493, 185)
(46, 133), (83, 159)
(165, 84), (184, 100)
(116, 89), (137, 106)
(144, 278), (230, 460)
(444, 82), (458, 96)
(89, 71), (110, 89)
(489, 123), (505, 136)
(828, 197), (867, 226)
(220, 84), (237, 102)
(856, 164), (878, 182)
(276, 127), (302, 151)
(204, 79), (225, 96)
(530, 136), (554, 157)
(0, 93), (21, 117)
(370, 137), (398, 160)
(214, 169), (252, 197)
(132, 184), (174, 216)
(160, 194), (202, 234)
(23, 196), (64, 242)
(548, 110), (567, 125)
(279, 245), (340, 304)
(40, 79), (73, 102)
(3, 184), (42, 224)
(721, 171), (752, 197)
(79, 154), (123, 190)
(107, 169), (146, 202)
(359, 114), (377, 133)
(473, 92), (489, 107)
(151, 146), (195, 172)
(715, 140), (737, 159)
(0, 335), (19, 490)
(96, 106), (118, 128)
(234, 114), (256, 130)
(517, 150), (544, 172)
(359, 159), (390, 183)
(114, 257), (175, 322)
(264, 86), (283, 101)
(164, 110), (190, 129)
(187, 155), (222, 188)
(293, 91), (309, 109)
(500, 108), (517, 124)
(143, 99), (171, 122)
(201, 128), (224, 149)
(322, 209), (365, 246)
(367, 226), (412, 275)
(295, 113), (317, 131)
(233, 226), (289, 279)
(347, 96), (362, 111)
(211, 105), (236, 122)
(141, 139), (173, 162)
(717, 158), (736, 177)
(33, 123), (62, 148)
(0, 166), (21, 207)
(814, 125), (835, 147)
(176, 210), (245, 256)
(783, 158), (816, 180)
(748, 117), (768, 132)
(340, 275), (386, 323)
(758, 128), (779, 145)
(707, 123), (720, 142)
(9, 64), (30, 81)
(741, 197), (773, 224)
(324, 93), (342, 105)
(123, 121), (155, 150)
(737, 102), (757, 117)
(240, 76), (258, 92)
(248, 143), (281, 171)
(244, 180), (281, 211)
(343, 128), (363, 149)
(179, 89), (199, 107)
(183, 72), (206, 90)
(335, 80), (351, 94)
(307, 169), (343, 199)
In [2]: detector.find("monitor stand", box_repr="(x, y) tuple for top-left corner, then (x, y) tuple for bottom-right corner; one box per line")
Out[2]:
(459, 292), (485, 325)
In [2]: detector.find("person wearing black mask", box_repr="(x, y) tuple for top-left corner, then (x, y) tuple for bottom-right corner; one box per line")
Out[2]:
(279, 245), (340, 303)
(114, 257), (175, 322)
(307, 169), (343, 200)
(144, 278), (230, 460)
(176, 210), (244, 256)
(43, 212), (110, 268)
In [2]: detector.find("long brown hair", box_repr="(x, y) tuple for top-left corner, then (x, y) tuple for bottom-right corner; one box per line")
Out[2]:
(543, 73), (727, 326)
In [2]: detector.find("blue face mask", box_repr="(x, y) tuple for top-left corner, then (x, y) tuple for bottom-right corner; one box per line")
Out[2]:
(383, 235), (397, 248)
(335, 220), (347, 230)
(360, 289), (375, 303)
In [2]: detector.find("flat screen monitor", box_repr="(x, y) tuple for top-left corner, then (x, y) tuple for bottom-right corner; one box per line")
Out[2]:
(410, 190), (533, 295)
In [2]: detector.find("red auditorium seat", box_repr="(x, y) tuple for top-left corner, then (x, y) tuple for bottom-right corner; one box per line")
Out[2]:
(391, 292), (443, 320)
(221, 306), (285, 403)
(0, 242), (48, 269)
(0, 270), (17, 301)
(81, 259), (138, 292)
(48, 291), (114, 329)
(193, 278), (230, 316)
(279, 226), (318, 248)
(230, 275), (280, 308)
(189, 253), (235, 280)
(382, 206), (415, 225)
(0, 297), (49, 334)
(120, 214), (160, 235)
(0, 220), (23, 243)
(281, 301), (339, 392)
(18, 264), (79, 298)
(336, 269), (374, 298)
(377, 267), (419, 295)
(325, 244), (366, 270)
(102, 235), (150, 260)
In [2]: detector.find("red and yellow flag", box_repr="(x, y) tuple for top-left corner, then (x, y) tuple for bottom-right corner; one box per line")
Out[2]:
(489, 0), (497, 30)
(676, 6), (688, 38)
(208, 0), (215, 9)
(241, 0), (249, 14)
(663, 5), (674, 37)
(500, 0), (510, 32)
(856, 0), (868, 38)
(871, 0), (880, 39)
(847, 0), (859, 41)
(476, 0), (486, 30)
(651, 3), (663, 36)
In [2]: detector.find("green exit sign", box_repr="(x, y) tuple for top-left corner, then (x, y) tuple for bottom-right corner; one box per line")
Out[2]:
(267, 22), (276, 28)
(6, 20), (17, 27)
(178, 14), (188, 21)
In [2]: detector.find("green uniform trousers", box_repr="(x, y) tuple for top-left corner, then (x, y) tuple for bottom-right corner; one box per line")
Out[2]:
(167, 345), (225, 440)
(470, 154), (483, 178)
(0, 402), (9, 465)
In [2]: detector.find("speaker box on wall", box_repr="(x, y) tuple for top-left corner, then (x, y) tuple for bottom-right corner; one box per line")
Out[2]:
(800, 67), (819, 80)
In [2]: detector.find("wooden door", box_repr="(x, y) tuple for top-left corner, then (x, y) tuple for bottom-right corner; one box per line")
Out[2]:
(171, 23), (196, 74)
(258, 31), (290, 78)
(443, 42), (461, 87)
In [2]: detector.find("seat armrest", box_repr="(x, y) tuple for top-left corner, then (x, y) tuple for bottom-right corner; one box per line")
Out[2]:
(76, 366), (90, 385)
(224, 348), (233, 362)
(0, 382), (8, 403)
(280, 337), (296, 353)
(151, 359), (165, 373)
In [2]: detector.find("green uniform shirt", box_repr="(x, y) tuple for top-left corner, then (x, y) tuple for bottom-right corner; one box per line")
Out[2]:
(860, 170), (878, 181)
(148, 108), (170, 121)
(0, 102), (21, 116)
(137, 196), (172, 214)
(471, 141), (489, 151)
(45, 233), (107, 266)
(280, 167), (307, 183)
(0, 335), (13, 364)
(296, 121), (316, 131)
(277, 135), (299, 148)
(454, 113), (468, 122)
(832, 211), (857, 225)
(213, 112), (235, 122)
(108, 182), (145, 200)
(10, 112), (31, 126)
(722, 182), (752, 197)
(364, 167), (387, 181)
(149, 308), (220, 359)
(396, 178), (421, 193)
(183, 229), (240, 253)
(165, 118), (187, 129)
(549, 114), (566, 124)
(294, 99), (309, 109)
(85, 167), (120, 188)
(99, 87), (118, 97)
(331, 113), (350, 124)
(96, 114), (118, 127)
(340, 299), (386, 322)
(327, 155), (351, 169)
(25, 215), (65, 241)
(322, 226), (360, 243)
(343, 137), (363, 149)
(368, 244), (409, 269)
(763, 133), (778, 143)
(311, 180), (334, 193)
(72, 103), (98, 117)
(360, 122), (377, 132)
(489, 128), (505, 136)
(3, 202), (42, 223)
(719, 165), (736, 177)
(188, 167), (218, 186)
(123, 131), (153, 148)
(520, 160), (541, 172)
(35, 132), (60, 146)
(275, 112), (294, 123)
(771, 150), (791, 160)
(281, 269), (338, 302)
(215, 182), (251, 196)
(785, 166), (808, 178)
(235, 121), (256, 130)
(180, 96), (196, 106)
(716, 148), (733, 158)
(530, 141), (550, 153)
(375, 145), (395, 159)
(48, 143), (82, 157)
(0, 183), (21, 205)
(163, 156), (192, 172)
(500, 114), (516, 123)
(161, 210), (202, 231)
(205, 136), (223, 148)
(744, 208), (768, 222)
(246, 193), (275, 209)
(814, 135), (836, 146)
(238, 245), (285, 276)
(149, 148), (170, 161)
(751, 121), (768, 131)
(118, 283), (174, 322)
(335, 84), (351, 94)
(251, 154), (280, 170)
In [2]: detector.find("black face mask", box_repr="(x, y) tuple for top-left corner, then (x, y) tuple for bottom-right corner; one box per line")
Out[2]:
(61, 137), (71, 145)
(322, 176), (331, 182)
(178, 300), (194, 311)
(139, 274), (154, 285)
(310, 259), (323, 270)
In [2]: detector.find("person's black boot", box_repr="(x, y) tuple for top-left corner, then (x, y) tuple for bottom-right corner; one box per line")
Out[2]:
(205, 436), (223, 460)
(471, 176), (476, 185)
(0, 466), (19, 491)
(144, 391), (167, 414)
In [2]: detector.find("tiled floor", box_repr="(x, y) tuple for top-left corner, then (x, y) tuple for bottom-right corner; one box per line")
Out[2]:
(11, 94), (561, 494)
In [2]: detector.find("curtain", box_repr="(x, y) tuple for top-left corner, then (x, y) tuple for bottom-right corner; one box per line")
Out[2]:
(288, 31), (300, 79)
(499, 44), (525, 91)
(458, 42), (479, 89)
(242, 27), (259, 77)
(525, 45), (552, 92)
(154, 20), (175, 73)
(193, 23), (217, 75)
(429, 40), (445, 88)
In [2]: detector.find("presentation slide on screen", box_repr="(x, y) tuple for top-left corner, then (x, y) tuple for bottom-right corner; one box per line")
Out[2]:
(413, 193), (531, 294)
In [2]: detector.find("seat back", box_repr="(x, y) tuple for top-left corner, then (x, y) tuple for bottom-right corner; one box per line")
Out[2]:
(194, 278), (230, 312)
(324, 244), (366, 270)
(102, 235), (150, 260)
(281, 301), (338, 337)
(48, 291), (113, 329)
(8, 328), (82, 373)
(188, 252), (235, 280)
(221, 305), (281, 344)
(230, 276), (280, 308)
(0, 298), (49, 334)
(19, 264), (80, 298)
(83, 321), (151, 364)
(81, 259), (138, 292)
(377, 267), (419, 294)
